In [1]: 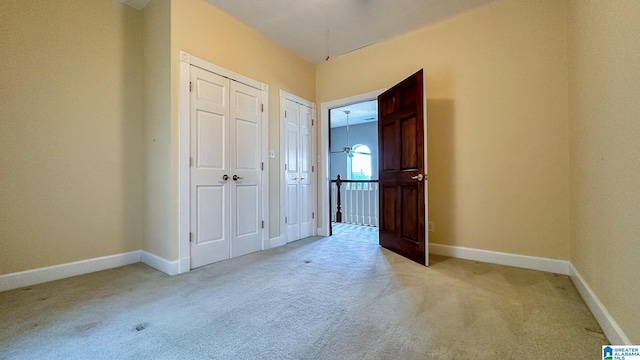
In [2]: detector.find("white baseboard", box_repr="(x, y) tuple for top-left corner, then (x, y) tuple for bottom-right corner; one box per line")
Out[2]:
(429, 243), (631, 344)
(140, 251), (180, 276)
(0, 251), (142, 292)
(429, 243), (570, 275)
(269, 236), (286, 249)
(569, 263), (630, 345)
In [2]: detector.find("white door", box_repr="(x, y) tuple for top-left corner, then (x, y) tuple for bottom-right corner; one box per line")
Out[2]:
(284, 99), (301, 241)
(190, 67), (230, 268)
(190, 66), (263, 268)
(230, 80), (262, 257)
(298, 104), (313, 239)
(283, 98), (314, 242)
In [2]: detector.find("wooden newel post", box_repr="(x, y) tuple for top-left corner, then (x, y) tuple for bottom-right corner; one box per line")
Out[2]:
(335, 174), (342, 223)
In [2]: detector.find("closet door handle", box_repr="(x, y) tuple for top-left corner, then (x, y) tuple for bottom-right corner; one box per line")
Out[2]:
(233, 175), (243, 181)
(221, 174), (229, 181)
(299, 177), (305, 181)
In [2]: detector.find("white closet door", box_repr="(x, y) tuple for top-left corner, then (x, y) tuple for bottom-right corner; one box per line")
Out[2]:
(283, 98), (314, 243)
(190, 67), (230, 268)
(284, 99), (301, 242)
(298, 104), (313, 239)
(230, 80), (262, 258)
(190, 65), (264, 269)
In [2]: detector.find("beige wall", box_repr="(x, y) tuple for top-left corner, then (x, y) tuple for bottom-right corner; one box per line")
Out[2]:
(317, 0), (570, 259)
(567, 0), (640, 343)
(0, 0), (144, 274)
(170, 0), (316, 248)
(142, 0), (172, 259)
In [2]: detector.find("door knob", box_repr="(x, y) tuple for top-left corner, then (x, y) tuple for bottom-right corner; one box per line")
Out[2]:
(222, 174), (229, 181)
(411, 174), (424, 182)
(232, 175), (243, 181)
(293, 177), (300, 180)
(300, 177), (305, 181)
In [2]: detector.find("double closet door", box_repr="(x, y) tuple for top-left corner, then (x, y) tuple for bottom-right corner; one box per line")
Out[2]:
(283, 97), (314, 242)
(190, 66), (263, 268)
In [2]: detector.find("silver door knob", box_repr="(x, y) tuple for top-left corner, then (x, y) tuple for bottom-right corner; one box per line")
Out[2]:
(299, 177), (305, 181)
(293, 177), (300, 180)
(410, 174), (424, 182)
(222, 174), (229, 181)
(233, 175), (243, 181)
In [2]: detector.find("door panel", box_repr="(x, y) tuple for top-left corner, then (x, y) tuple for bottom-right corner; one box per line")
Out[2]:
(378, 69), (427, 265)
(381, 123), (397, 171)
(283, 98), (314, 242)
(196, 186), (225, 244)
(381, 186), (396, 232)
(401, 186), (418, 240)
(190, 67), (230, 268)
(401, 116), (418, 170)
(235, 119), (259, 170)
(234, 184), (260, 257)
(196, 111), (225, 169)
(298, 104), (313, 238)
(284, 100), (301, 241)
(230, 80), (262, 258)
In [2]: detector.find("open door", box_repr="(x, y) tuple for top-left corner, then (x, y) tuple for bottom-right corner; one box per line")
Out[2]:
(378, 69), (428, 265)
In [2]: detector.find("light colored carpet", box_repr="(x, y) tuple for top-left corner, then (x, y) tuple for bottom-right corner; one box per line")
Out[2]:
(0, 224), (607, 359)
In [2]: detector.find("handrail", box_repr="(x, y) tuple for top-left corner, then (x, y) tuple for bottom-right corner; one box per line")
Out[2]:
(331, 175), (379, 226)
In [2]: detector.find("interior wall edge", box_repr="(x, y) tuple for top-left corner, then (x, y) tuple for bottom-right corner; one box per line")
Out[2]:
(569, 263), (631, 345)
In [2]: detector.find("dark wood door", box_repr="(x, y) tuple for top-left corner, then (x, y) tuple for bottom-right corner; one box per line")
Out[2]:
(378, 70), (427, 265)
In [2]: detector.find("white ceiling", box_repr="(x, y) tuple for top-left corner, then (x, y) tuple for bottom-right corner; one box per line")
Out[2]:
(205, 0), (495, 64)
(330, 100), (378, 128)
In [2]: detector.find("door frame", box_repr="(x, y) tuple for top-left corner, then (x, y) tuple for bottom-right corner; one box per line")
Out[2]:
(318, 89), (386, 237)
(279, 90), (317, 244)
(178, 51), (269, 274)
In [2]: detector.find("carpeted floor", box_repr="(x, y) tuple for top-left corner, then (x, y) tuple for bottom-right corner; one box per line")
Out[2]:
(0, 224), (607, 359)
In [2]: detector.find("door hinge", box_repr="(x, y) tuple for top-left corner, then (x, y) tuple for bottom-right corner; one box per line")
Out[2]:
(261, 104), (264, 113)
(312, 119), (314, 126)
(261, 162), (264, 171)
(189, 81), (192, 92)
(189, 157), (193, 167)
(285, 217), (288, 224)
(284, 164), (287, 171)
(312, 165), (314, 172)
(312, 212), (315, 219)
(189, 232), (193, 242)
(261, 220), (264, 229)
(285, 110), (287, 118)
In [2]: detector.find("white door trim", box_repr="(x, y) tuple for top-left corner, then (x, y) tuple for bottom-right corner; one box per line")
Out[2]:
(279, 90), (316, 244)
(178, 51), (269, 273)
(318, 89), (386, 237)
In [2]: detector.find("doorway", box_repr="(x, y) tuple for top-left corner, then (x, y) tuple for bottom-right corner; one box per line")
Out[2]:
(319, 70), (428, 266)
(329, 100), (379, 237)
